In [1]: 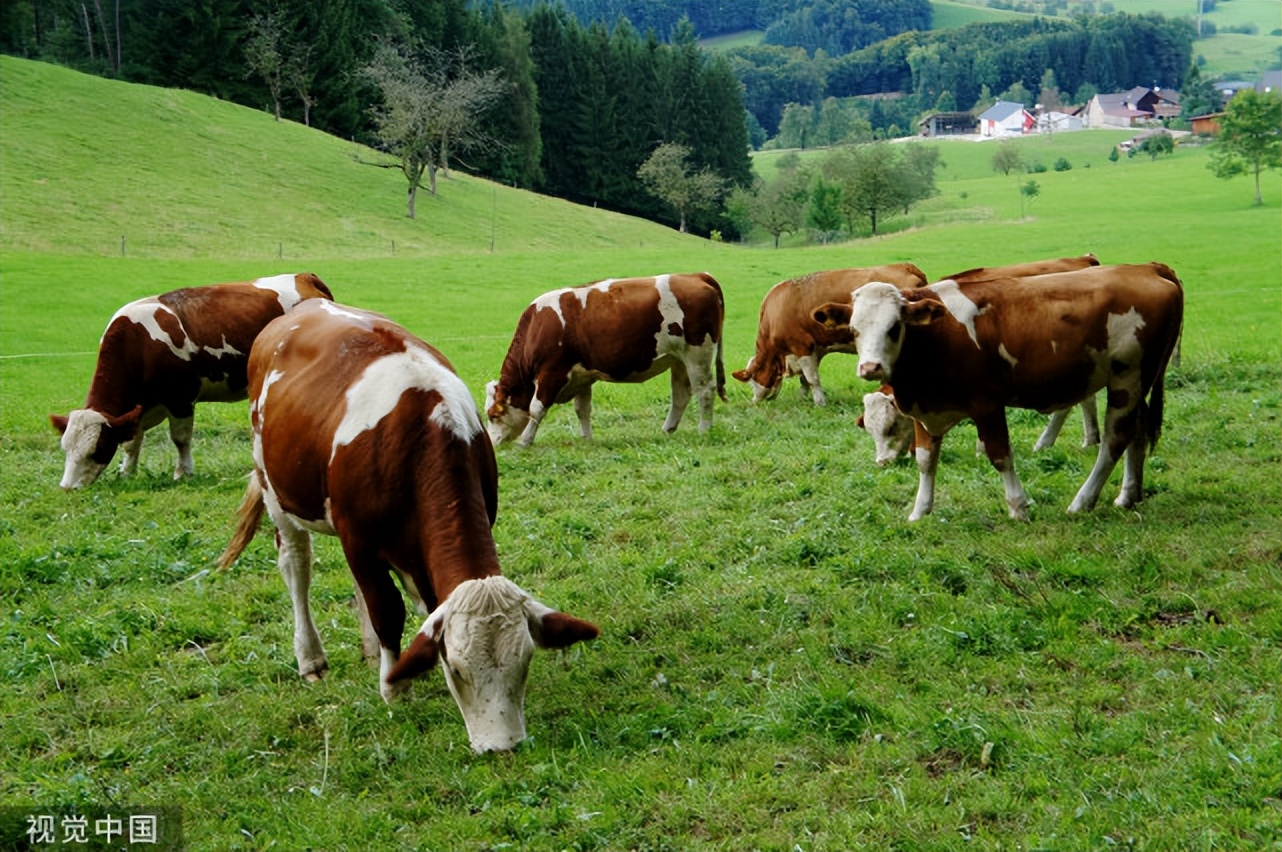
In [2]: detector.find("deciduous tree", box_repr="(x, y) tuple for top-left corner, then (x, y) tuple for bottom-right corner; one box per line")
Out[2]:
(1208, 89), (1282, 206)
(637, 142), (724, 233)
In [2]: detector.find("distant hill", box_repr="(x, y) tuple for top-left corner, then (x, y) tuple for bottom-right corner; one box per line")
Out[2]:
(0, 56), (696, 261)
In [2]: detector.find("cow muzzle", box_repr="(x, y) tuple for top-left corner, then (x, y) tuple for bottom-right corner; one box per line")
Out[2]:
(858, 362), (887, 382)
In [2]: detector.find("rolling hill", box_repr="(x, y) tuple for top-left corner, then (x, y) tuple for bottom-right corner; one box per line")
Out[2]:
(0, 56), (696, 261)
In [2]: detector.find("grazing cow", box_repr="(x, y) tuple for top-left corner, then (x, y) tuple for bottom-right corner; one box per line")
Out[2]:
(814, 263), (1183, 520)
(485, 273), (726, 448)
(50, 273), (333, 489)
(856, 257), (1105, 464)
(217, 300), (599, 753)
(733, 263), (928, 405)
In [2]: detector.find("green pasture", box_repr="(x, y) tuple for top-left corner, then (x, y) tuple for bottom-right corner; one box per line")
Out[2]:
(3, 58), (1281, 851)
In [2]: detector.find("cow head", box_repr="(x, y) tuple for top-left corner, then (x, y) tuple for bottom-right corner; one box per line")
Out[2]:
(860, 388), (914, 466)
(484, 380), (530, 446)
(816, 283), (944, 383)
(732, 356), (783, 402)
(50, 406), (143, 489)
(386, 575), (599, 753)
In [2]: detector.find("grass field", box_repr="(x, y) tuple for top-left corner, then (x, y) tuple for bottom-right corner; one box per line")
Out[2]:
(2, 58), (1281, 851)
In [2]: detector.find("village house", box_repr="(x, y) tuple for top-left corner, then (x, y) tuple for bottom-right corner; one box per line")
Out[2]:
(1085, 87), (1181, 128)
(977, 100), (1034, 137)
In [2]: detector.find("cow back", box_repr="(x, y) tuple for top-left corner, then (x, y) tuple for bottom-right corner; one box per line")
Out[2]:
(249, 300), (499, 582)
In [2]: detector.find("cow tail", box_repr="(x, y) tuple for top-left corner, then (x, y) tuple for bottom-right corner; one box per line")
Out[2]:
(217, 472), (266, 570)
(703, 272), (728, 402)
(1145, 262), (1184, 450)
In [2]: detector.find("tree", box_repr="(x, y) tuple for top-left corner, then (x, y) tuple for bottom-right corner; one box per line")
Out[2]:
(1208, 90), (1282, 206)
(244, 10), (288, 121)
(991, 142), (1023, 176)
(1136, 132), (1174, 161)
(751, 168), (810, 248)
(1019, 178), (1040, 219)
(842, 142), (903, 236)
(363, 43), (505, 219)
(807, 177), (843, 242)
(637, 142), (724, 233)
(1179, 62), (1220, 123)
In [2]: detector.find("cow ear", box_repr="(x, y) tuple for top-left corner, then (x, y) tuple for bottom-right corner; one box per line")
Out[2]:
(526, 599), (600, 650)
(856, 413), (866, 429)
(811, 303), (851, 329)
(731, 368), (750, 382)
(107, 405), (144, 429)
(484, 381), (505, 418)
(50, 414), (69, 435)
(387, 608), (446, 684)
(904, 300), (946, 326)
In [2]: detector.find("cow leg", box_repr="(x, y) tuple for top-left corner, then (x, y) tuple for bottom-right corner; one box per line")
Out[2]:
(663, 364), (692, 433)
(908, 421), (942, 522)
(1068, 395), (1141, 514)
(274, 518), (328, 681)
(515, 399), (548, 448)
(1114, 399), (1151, 509)
(344, 551), (410, 703)
(975, 412), (1029, 520)
(688, 355), (718, 433)
(1033, 409), (1069, 451)
(353, 584), (380, 662)
(168, 414), (196, 479)
(573, 387), (593, 440)
(1079, 393), (1101, 448)
(118, 428), (146, 477)
(796, 355), (826, 406)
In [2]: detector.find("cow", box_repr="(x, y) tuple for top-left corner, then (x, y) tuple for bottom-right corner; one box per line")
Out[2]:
(814, 263), (1183, 520)
(732, 263), (928, 406)
(485, 273), (726, 448)
(50, 273), (333, 490)
(217, 299), (600, 753)
(856, 257), (1105, 464)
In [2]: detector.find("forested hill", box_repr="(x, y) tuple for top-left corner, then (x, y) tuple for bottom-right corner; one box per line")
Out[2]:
(504, 0), (933, 53)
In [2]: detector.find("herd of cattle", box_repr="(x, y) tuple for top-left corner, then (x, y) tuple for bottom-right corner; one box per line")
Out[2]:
(48, 256), (1184, 751)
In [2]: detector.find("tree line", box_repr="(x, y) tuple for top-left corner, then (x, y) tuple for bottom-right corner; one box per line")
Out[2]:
(729, 12), (1195, 138)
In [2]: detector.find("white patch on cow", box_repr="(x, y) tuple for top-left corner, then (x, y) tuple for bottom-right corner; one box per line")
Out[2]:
(928, 279), (985, 349)
(58, 409), (109, 489)
(114, 299), (199, 361)
(532, 280), (615, 326)
(998, 342), (1018, 368)
(653, 274), (685, 352)
(331, 345), (480, 460)
(1107, 306), (1147, 358)
(317, 300), (371, 324)
(201, 335), (242, 360)
(415, 575), (536, 753)
(251, 273), (307, 312)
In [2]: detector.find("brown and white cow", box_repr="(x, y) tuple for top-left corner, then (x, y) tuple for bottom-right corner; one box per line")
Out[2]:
(815, 263), (1183, 520)
(217, 299), (599, 753)
(856, 257), (1104, 464)
(50, 273), (333, 489)
(733, 263), (928, 405)
(485, 273), (725, 448)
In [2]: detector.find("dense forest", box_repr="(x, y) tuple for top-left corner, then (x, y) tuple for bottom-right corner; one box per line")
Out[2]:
(0, 1), (1194, 236)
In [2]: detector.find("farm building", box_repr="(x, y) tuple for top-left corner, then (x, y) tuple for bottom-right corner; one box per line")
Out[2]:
(978, 101), (1034, 137)
(917, 111), (979, 137)
(1086, 87), (1181, 127)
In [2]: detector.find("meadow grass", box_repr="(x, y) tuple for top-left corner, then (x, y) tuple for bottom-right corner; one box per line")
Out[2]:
(2, 58), (1281, 851)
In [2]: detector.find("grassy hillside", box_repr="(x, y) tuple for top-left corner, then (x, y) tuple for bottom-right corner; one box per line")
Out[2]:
(0, 56), (692, 260)
(2, 56), (1280, 852)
